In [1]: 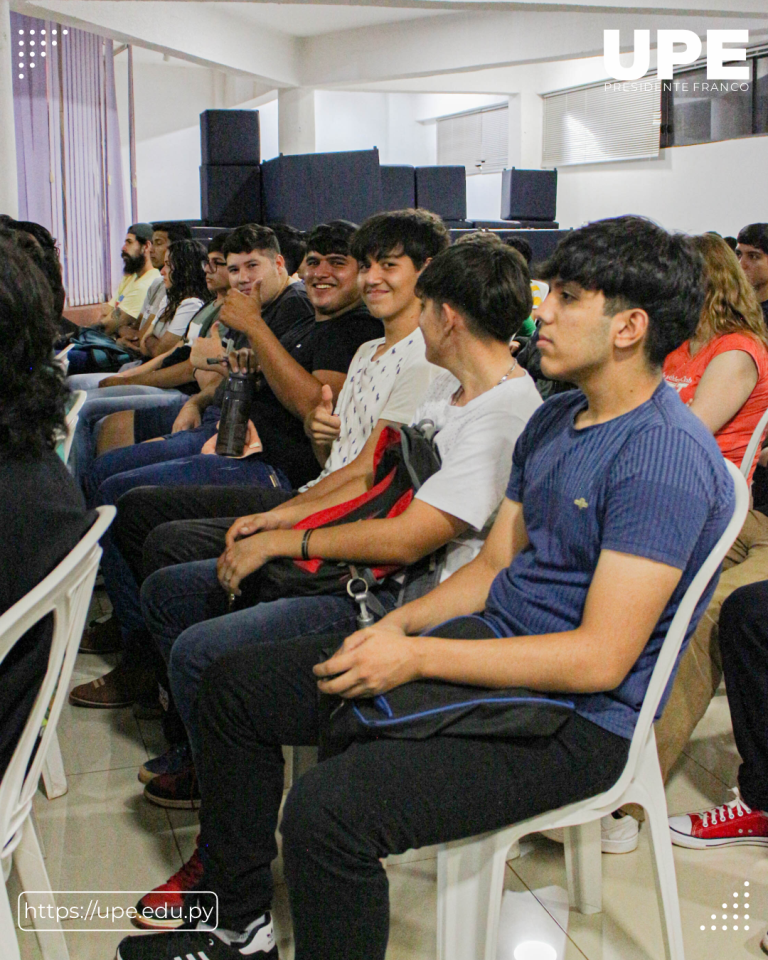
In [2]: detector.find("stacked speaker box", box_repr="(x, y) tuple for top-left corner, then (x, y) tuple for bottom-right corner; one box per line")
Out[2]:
(261, 149), (384, 231)
(200, 110), (261, 226)
(415, 166), (471, 226)
(380, 165), (416, 211)
(501, 168), (559, 229)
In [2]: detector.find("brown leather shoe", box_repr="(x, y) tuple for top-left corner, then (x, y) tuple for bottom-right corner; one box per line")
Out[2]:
(69, 661), (156, 708)
(79, 616), (122, 654)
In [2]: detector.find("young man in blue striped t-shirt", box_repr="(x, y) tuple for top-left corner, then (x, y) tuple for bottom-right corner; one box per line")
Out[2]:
(116, 216), (734, 960)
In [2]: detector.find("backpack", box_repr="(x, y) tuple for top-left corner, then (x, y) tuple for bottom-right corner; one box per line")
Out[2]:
(255, 422), (443, 606)
(62, 328), (136, 373)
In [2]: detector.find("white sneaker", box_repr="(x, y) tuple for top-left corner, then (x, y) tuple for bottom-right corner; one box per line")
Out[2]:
(541, 811), (639, 854)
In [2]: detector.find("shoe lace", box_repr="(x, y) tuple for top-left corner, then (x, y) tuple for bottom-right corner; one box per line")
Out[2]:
(170, 849), (204, 888)
(701, 790), (752, 828)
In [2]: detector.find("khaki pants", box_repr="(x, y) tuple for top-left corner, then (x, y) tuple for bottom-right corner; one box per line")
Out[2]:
(655, 509), (768, 781)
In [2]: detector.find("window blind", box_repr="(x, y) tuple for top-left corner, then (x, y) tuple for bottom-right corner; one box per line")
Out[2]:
(542, 80), (661, 167)
(437, 105), (508, 175)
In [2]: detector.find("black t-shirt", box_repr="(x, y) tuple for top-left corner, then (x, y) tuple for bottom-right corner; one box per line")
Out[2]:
(247, 303), (383, 488)
(213, 282), (315, 409)
(0, 450), (95, 776)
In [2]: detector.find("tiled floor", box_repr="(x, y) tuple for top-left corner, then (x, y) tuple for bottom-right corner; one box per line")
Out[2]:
(7, 590), (766, 959)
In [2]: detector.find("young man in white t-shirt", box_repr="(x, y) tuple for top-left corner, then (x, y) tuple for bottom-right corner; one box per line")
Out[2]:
(120, 234), (542, 937)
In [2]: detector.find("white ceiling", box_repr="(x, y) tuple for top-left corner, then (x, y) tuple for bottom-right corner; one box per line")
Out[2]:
(222, 2), (443, 37)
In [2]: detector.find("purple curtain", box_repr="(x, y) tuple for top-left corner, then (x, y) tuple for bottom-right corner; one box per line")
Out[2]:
(11, 13), (126, 306)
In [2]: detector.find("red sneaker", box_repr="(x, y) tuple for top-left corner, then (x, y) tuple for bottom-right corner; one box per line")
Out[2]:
(132, 842), (204, 930)
(669, 792), (768, 849)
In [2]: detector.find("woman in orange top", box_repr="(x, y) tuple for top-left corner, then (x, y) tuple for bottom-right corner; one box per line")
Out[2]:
(654, 233), (768, 793)
(664, 233), (768, 482)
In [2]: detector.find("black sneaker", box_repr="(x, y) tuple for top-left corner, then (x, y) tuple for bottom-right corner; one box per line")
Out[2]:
(116, 913), (277, 959)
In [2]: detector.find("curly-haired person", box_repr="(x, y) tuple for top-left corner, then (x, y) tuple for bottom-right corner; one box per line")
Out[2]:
(0, 237), (94, 778)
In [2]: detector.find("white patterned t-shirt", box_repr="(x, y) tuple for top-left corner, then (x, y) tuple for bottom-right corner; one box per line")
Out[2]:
(301, 327), (440, 490)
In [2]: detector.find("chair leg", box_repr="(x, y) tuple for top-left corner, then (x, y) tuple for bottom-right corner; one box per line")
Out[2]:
(0, 870), (23, 960)
(641, 778), (686, 958)
(41, 733), (68, 800)
(564, 820), (602, 914)
(13, 816), (69, 960)
(437, 830), (514, 960)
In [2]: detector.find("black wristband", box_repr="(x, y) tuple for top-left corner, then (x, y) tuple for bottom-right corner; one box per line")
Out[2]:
(301, 529), (314, 561)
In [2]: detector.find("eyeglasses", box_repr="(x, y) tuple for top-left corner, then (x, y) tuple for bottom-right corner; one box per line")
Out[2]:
(206, 259), (227, 271)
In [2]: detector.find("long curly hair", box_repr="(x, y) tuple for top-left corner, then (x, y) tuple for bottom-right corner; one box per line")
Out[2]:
(0, 238), (68, 458)
(156, 239), (211, 327)
(690, 233), (768, 348)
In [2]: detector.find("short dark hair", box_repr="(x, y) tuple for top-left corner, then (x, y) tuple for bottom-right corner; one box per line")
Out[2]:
(737, 223), (768, 255)
(152, 221), (193, 243)
(222, 224), (281, 260)
(266, 223), (307, 275)
(0, 238), (67, 457)
(306, 220), (359, 258)
(504, 236), (533, 266)
(207, 231), (230, 255)
(538, 215), (704, 368)
(416, 241), (532, 343)
(350, 209), (450, 270)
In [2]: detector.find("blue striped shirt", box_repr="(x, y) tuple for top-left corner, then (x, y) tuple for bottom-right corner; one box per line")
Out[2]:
(483, 381), (734, 740)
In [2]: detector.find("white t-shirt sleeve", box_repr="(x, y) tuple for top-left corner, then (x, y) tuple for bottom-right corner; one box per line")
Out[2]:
(167, 298), (205, 338)
(416, 376), (541, 531)
(379, 347), (441, 424)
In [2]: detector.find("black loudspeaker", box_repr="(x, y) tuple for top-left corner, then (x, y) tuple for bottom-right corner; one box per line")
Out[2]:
(501, 169), (557, 222)
(415, 166), (467, 221)
(200, 110), (260, 166)
(261, 149), (383, 231)
(200, 165), (262, 226)
(380, 165), (415, 210)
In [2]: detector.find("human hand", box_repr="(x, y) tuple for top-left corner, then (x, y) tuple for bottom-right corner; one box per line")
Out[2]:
(98, 375), (126, 388)
(313, 624), (418, 698)
(226, 347), (260, 376)
(172, 401), (202, 433)
(216, 531), (275, 595)
(200, 420), (262, 457)
(219, 286), (262, 334)
(225, 510), (293, 548)
(304, 384), (340, 445)
(191, 331), (227, 372)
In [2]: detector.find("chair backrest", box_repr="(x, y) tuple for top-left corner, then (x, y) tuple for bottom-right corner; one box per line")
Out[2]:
(609, 459), (748, 798)
(0, 506), (115, 852)
(740, 405), (768, 478)
(57, 390), (86, 466)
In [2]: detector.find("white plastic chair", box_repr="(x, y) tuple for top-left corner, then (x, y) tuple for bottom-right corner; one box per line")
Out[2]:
(739, 405), (768, 479)
(436, 460), (748, 960)
(0, 507), (115, 960)
(56, 390), (86, 468)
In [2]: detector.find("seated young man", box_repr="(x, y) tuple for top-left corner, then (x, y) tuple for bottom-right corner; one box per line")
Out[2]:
(88, 224), (314, 463)
(69, 221), (385, 705)
(76, 211), (448, 676)
(116, 216), (734, 960)
(130, 238), (541, 817)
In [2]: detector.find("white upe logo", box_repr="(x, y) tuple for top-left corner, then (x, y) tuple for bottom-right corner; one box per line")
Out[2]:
(604, 29), (749, 80)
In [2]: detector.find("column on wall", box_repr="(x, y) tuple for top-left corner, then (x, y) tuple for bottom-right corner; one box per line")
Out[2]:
(278, 87), (315, 155)
(507, 90), (543, 169)
(0, 0), (19, 215)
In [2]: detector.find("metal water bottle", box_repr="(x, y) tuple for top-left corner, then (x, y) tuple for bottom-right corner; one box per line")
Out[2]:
(215, 370), (253, 457)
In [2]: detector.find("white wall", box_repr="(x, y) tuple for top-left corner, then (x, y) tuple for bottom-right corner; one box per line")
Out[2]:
(555, 133), (768, 235)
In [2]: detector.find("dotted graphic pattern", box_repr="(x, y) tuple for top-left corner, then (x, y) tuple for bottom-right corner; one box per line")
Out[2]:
(16, 26), (67, 80)
(699, 881), (750, 932)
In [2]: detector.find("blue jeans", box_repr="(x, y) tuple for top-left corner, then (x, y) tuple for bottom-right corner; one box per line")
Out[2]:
(94, 458), (292, 658)
(82, 411), (218, 505)
(70, 386), (187, 485)
(140, 557), (398, 760)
